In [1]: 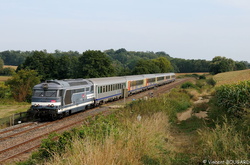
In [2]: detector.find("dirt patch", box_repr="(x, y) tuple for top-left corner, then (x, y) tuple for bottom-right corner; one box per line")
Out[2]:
(177, 108), (192, 121)
(177, 97), (209, 121)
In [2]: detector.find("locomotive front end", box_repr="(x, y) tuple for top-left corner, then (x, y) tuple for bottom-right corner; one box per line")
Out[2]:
(28, 82), (62, 120)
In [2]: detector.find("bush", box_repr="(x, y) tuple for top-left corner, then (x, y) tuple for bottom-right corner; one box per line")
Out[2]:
(206, 78), (216, 86)
(199, 74), (206, 79)
(0, 83), (10, 98)
(181, 82), (196, 89)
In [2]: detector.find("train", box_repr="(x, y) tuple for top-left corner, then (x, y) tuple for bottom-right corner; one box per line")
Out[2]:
(28, 73), (176, 120)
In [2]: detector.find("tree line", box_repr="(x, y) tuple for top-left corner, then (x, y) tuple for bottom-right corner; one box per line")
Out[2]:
(1, 48), (250, 102)
(1, 49), (250, 78)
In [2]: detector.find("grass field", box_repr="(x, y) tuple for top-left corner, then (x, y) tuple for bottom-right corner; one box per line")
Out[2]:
(0, 76), (11, 82)
(0, 105), (30, 118)
(213, 69), (250, 86)
(3, 65), (17, 70)
(176, 72), (208, 76)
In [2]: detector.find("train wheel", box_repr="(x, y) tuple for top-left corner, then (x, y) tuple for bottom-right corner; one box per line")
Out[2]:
(51, 114), (58, 121)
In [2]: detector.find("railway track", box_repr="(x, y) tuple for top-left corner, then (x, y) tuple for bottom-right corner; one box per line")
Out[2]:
(0, 78), (191, 164)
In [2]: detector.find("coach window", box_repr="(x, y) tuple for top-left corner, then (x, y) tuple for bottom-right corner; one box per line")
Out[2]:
(103, 86), (106, 93)
(91, 85), (94, 92)
(111, 84), (113, 91)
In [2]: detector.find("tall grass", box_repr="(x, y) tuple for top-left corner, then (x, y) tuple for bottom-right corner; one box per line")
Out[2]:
(19, 89), (192, 165)
(44, 112), (173, 165)
(197, 118), (249, 161)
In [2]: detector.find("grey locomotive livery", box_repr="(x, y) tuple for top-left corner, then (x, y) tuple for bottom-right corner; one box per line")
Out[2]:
(29, 73), (175, 120)
(29, 79), (94, 120)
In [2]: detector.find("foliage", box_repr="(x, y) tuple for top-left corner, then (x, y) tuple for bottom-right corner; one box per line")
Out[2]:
(198, 74), (206, 79)
(0, 50), (30, 66)
(206, 77), (216, 86)
(171, 58), (211, 73)
(20, 89), (191, 164)
(198, 118), (249, 161)
(78, 50), (115, 78)
(0, 58), (3, 72)
(5, 69), (41, 102)
(209, 56), (235, 75)
(132, 57), (173, 75)
(152, 57), (174, 73)
(1, 49), (250, 78)
(234, 61), (248, 70)
(17, 51), (57, 80)
(0, 83), (10, 98)
(56, 55), (79, 79)
(181, 82), (196, 89)
(132, 59), (161, 74)
(215, 81), (250, 118)
(0, 67), (16, 76)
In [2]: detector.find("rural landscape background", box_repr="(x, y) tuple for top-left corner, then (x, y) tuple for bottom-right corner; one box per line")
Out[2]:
(0, 49), (249, 164)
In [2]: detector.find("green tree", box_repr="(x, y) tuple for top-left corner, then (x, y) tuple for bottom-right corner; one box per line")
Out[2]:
(56, 55), (79, 79)
(0, 83), (10, 99)
(235, 61), (247, 70)
(2, 67), (16, 76)
(132, 59), (161, 74)
(5, 69), (41, 102)
(209, 56), (235, 74)
(152, 57), (173, 73)
(78, 50), (115, 78)
(0, 58), (3, 73)
(18, 51), (57, 80)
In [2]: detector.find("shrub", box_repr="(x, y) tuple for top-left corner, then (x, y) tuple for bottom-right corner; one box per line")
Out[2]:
(181, 82), (196, 89)
(206, 78), (216, 86)
(0, 83), (10, 98)
(199, 74), (206, 79)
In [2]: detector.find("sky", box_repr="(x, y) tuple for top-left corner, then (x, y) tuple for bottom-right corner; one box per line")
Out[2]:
(0, 0), (250, 62)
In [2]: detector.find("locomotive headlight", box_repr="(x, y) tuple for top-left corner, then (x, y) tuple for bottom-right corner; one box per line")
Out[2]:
(51, 104), (54, 107)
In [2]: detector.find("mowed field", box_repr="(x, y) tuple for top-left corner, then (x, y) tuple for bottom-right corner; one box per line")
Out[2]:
(0, 105), (30, 119)
(3, 65), (18, 69)
(214, 69), (250, 86)
(0, 65), (17, 82)
(0, 76), (11, 82)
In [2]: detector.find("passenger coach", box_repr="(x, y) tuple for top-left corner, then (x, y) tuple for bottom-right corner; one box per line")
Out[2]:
(88, 77), (126, 105)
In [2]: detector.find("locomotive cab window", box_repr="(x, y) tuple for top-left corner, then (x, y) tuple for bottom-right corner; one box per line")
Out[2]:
(33, 90), (58, 97)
